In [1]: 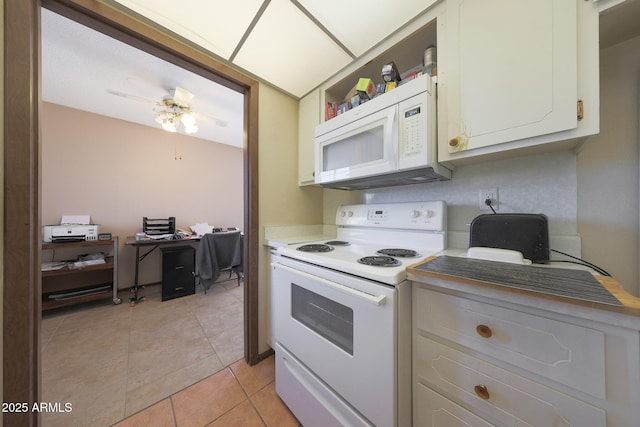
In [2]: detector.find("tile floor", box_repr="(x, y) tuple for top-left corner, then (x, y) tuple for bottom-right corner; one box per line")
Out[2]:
(41, 280), (299, 426)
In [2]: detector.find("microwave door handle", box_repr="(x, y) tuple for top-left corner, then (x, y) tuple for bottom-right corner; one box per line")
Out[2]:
(277, 263), (387, 306)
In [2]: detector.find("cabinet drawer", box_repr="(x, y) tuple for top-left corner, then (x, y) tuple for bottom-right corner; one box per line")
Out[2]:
(414, 287), (606, 398)
(416, 383), (495, 427)
(415, 336), (606, 426)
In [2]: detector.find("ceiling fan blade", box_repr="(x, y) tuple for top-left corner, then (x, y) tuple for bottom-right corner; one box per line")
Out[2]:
(173, 86), (194, 105)
(106, 89), (156, 104)
(194, 111), (228, 127)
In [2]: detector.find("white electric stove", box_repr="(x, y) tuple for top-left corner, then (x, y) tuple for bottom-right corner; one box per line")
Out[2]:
(275, 201), (446, 285)
(270, 201), (446, 427)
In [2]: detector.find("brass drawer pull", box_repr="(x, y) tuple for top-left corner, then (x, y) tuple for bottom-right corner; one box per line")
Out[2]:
(474, 384), (490, 400)
(476, 324), (493, 339)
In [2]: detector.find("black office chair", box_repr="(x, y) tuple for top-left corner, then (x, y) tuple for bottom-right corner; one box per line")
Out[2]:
(196, 231), (243, 293)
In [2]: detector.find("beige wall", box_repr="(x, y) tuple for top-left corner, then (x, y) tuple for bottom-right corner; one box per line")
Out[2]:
(41, 102), (244, 288)
(258, 83), (323, 352)
(578, 34), (640, 296)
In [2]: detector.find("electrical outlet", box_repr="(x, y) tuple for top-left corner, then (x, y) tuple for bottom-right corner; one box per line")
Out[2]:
(479, 188), (499, 210)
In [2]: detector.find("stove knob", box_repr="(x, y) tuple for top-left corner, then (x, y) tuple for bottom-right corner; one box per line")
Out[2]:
(425, 210), (435, 218)
(411, 210), (421, 218)
(339, 211), (346, 217)
(347, 211), (354, 217)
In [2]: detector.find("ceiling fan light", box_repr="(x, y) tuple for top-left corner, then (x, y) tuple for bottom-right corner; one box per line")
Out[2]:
(161, 120), (177, 133)
(181, 112), (196, 127)
(154, 88), (198, 134)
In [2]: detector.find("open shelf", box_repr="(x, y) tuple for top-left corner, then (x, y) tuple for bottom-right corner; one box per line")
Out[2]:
(324, 19), (437, 106)
(42, 284), (115, 311)
(41, 238), (121, 310)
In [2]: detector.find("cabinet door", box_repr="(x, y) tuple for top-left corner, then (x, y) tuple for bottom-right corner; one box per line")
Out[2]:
(444, 0), (580, 155)
(298, 89), (320, 186)
(415, 384), (495, 427)
(162, 246), (195, 301)
(414, 287), (606, 398)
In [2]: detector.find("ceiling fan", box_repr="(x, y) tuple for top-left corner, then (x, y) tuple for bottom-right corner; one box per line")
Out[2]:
(154, 86), (198, 134)
(106, 86), (228, 133)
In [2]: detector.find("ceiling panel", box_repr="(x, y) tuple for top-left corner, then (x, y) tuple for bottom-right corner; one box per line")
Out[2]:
(232, 0), (353, 97)
(112, 0), (264, 60)
(298, 0), (437, 57)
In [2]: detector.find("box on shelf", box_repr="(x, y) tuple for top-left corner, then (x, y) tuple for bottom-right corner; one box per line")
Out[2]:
(325, 101), (337, 120)
(143, 217), (176, 235)
(381, 61), (401, 83)
(356, 78), (376, 100)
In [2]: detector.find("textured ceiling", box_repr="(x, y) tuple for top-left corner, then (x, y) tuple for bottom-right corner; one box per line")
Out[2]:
(41, 9), (245, 147)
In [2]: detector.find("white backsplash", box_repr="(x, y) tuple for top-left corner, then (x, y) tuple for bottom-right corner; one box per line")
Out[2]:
(326, 150), (580, 254)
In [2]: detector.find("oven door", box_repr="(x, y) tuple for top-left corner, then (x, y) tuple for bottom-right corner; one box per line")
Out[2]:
(271, 257), (397, 427)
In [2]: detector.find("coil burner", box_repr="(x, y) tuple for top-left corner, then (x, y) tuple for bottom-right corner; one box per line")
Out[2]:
(376, 248), (420, 258)
(325, 240), (350, 246)
(357, 256), (401, 267)
(297, 244), (334, 253)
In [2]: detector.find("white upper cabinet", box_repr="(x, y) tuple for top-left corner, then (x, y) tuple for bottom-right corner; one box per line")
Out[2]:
(440, 0), (599, 163)
(298, 89), (320, 186)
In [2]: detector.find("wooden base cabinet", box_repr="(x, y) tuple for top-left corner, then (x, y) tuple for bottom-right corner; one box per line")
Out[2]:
(412, 283), (640, 427)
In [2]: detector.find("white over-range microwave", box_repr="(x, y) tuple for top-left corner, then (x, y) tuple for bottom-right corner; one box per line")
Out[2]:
(314, 74), (451, 190)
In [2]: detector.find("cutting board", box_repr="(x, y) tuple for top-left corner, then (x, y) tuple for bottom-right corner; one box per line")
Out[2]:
(411, 256), (640, 310)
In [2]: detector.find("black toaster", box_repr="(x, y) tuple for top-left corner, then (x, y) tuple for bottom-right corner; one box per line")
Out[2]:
(469, 214), (550, 263)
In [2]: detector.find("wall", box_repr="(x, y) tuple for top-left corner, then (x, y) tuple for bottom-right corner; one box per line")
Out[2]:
(41, 102), (244, 289)
(324, 150), (581, 259)
(258, 83), (324, 352)
(578, 34), (640, 297)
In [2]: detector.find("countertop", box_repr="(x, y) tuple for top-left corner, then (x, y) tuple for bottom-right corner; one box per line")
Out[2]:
(263, 224), (336, 248)
(408, 255), (640, 329)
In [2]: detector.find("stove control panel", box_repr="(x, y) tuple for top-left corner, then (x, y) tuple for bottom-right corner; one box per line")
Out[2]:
(367, 209), (389, 221)
(337, 201), (446, 231)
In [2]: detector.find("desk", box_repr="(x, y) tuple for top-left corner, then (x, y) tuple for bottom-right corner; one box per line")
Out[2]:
(124, 236), (200, 305)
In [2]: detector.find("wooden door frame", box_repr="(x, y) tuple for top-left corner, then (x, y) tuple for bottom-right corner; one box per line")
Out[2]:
(3, 1), (261, 424)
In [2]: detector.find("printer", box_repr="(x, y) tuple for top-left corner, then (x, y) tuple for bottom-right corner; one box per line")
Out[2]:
(43, 224), (100, 242)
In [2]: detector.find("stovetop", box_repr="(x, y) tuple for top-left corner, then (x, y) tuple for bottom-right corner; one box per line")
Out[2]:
(273, 201), (447, 285)
(278, 239), (435, 285)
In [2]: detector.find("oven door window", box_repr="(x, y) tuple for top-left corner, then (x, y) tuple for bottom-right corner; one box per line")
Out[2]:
(291, 283), (354, 355)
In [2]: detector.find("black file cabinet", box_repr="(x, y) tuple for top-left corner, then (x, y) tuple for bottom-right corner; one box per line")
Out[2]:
(161, 245), (195, 301)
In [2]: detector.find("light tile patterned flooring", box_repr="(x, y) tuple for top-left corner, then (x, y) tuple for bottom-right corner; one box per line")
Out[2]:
(41, 281), (299, 426)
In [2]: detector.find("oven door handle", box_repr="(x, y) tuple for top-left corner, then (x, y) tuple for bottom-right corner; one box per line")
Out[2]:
(276, 263), (387, 306)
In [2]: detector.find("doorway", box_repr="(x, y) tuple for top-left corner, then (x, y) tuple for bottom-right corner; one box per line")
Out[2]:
(3, 1), (261, 425)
